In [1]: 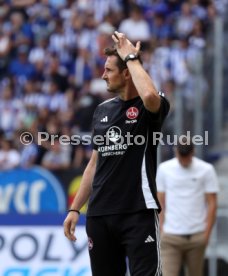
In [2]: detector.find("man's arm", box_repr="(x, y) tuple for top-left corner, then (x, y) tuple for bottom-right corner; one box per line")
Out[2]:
(112, 31), (161, 112)
(157, 192), (166, 232)
(205, 193), (217, 244)
(126, 59), (160, 112)
(63, 150), (98, 241)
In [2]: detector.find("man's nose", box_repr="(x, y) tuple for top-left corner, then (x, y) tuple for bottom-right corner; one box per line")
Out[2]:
(102, 71), (107, 80)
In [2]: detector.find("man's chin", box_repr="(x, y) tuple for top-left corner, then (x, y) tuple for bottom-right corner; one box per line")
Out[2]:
(107, 88), (118, 93)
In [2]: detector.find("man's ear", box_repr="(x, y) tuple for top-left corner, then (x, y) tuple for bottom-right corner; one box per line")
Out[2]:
(123, 68), (131, 80)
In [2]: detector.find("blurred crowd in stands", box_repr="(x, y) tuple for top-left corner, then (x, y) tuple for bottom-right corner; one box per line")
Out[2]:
(0, 0), (227, 171)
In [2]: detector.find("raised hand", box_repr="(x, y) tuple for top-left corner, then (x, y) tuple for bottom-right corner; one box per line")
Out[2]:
(112, 31), (141, 61)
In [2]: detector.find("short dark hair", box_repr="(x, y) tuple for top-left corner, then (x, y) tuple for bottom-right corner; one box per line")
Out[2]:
(176, 138), (194, 156)
(104, 46), (142, 72)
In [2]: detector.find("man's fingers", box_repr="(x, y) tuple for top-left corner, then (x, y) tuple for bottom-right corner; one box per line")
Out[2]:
(112, 31), (120, 43)
(64, 219), (76, 241)
(112, 31), (124, 46)
(113, 31), (139, 55)
(70, 221), (76, 241)
(136, 41), (141, 53)
(112, 34), (119, 44)
(70, 221), (75, 235)
(114, 31), (124, 38)
(113, 32), (119, 41)
(63, 220), (70, 237)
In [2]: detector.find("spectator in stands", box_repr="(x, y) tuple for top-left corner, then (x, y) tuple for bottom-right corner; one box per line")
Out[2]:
(157, 139), (219, 276)
(16, 129), (38, 168)
(0, 137), (20, 170)
(190, 0), (207, 20)
(45, 54), (69, 92)
(119, 4), (151, 43)
(150, 12), (172, 41)
(189, 19), (206, 49)
(0, 26), (11, 79)
(96, 21), (115, 65)
(46, 80), (68, 112)
(169, 35), (204, 119)
(48, 18), (71, 64)
(69, 47), (93, 89)
(0, 84), (25, 136)
(9, 11), (33, 49)
(22, 79), (48, 113)
(28, 35), (48, 66)
(175, 2), (196, 37)
(9, 44), (36, 84)
(71, 88), (102, 169)
(149, 36), (172, 90)
(41, 140), (71, 171)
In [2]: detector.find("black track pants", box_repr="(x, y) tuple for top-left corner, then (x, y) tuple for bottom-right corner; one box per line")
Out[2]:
(86, 209), (161, 276)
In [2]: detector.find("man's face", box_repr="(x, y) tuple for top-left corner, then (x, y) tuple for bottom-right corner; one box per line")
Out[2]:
(102, 56), (126, 93)
(176, 152), (193, 168)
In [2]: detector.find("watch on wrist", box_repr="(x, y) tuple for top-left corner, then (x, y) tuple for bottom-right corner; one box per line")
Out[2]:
(124, 53), (139, 63)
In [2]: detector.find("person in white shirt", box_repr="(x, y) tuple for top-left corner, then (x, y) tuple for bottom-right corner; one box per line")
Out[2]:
(118, 4), (150, 43)
(0, 137), (21, 171)
(157, 139), (219, 276)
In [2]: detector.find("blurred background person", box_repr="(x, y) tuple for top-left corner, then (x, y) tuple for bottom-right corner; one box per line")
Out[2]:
(41, 139), (71, 171)
(157, 139), (219, 276)
(0, 136), (20, 171)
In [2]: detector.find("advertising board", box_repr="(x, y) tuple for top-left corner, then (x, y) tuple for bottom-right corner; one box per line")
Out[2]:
(0, 215), (91, 276)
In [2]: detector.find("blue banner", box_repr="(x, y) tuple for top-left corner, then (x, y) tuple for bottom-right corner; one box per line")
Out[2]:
(0, 166), (66, 213)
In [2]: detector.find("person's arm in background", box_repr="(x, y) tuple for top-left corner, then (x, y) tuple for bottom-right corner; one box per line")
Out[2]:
(204, 165), (219, 245)
(112, 31), (161, 113)
(205, 193), (217, 244)
(157, 192), (166, 232)
(63, 150), (98, 241)
(156, 164), (166, 232)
